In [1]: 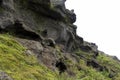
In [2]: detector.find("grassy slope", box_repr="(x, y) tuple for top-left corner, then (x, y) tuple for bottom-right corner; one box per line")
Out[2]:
(0, 34), (57, 80)
(73, 50), (120, 80)
(0, 34), (120, 80)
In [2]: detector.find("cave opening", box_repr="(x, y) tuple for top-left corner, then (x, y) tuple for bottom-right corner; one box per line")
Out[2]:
(0, 0), (2, 6)
(56, 61), (67, 74)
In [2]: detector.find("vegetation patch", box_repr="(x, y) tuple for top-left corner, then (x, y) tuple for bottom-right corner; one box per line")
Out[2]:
(0, 34), (57, 80)
(0, 34), (120, 80)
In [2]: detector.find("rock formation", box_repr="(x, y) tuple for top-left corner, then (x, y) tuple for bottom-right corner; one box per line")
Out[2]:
(0, 0), (120, 80)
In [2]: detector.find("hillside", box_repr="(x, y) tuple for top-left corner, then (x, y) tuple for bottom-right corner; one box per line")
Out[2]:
(0, 0), (120, 80)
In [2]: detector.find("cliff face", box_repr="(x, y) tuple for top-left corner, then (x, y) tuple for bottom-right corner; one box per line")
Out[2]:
(0, 0), (120, 80)
(1, 0), (84, 52)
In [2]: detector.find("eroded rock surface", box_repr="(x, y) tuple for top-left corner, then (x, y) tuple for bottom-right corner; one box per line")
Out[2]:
(0, 0), (120, 80)
(0, 0), (83, 52)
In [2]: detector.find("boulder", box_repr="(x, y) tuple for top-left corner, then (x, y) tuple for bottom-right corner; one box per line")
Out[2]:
(81, 41), (98, 52)
(66, 9), (76, 23)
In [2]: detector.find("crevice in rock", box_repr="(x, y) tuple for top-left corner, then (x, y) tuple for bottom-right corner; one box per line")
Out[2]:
(0, 20), (42, 41)
(0, 0), (2, 6)
(41, 29), (48, 37)
(56, 60), (67, 74)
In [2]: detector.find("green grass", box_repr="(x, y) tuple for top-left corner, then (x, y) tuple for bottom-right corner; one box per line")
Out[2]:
(1, 34), (120, 80)
(73, 59), (110, 80)
(97, 53), (120, 72)
(73, 50), (120, 80)
(96, 52), (120, 79)
(0, 34), (79, 80)
(75, 49), (94, 60)
(0, 34), (58, 80)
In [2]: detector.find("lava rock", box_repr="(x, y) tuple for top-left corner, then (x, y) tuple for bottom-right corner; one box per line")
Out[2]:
(87, 59), (104, 71)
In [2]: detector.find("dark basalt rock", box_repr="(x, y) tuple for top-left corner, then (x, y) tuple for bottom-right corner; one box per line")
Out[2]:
(0, 20), (42, 40)
(0, 0), (79, 52)
(0, 0), (98, 52)
(28, 0), (67, 22)
(87, 59), (104, 71)
(0, 0), (2, 5)
(0, 0), (120, 79)
(81, 41), (98, 53)
(66, 9), (76, 23)
(93, 52), (99, 58)
(80, 45), (92, 52)
(27, 0), (76, 23)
